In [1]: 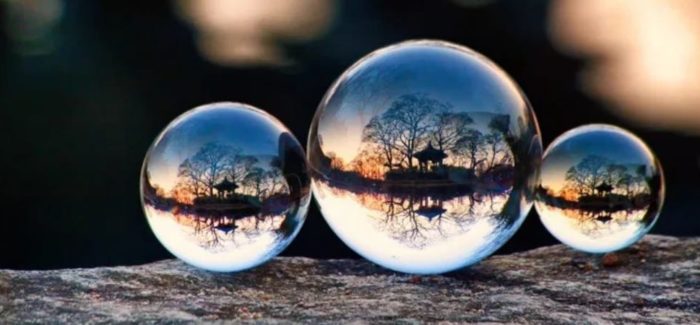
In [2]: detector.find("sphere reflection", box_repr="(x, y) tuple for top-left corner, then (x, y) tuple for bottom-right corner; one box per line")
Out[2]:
(141, 102), (310, 272)
(308, 40), (542, 274)
(535, 124), (664, 253)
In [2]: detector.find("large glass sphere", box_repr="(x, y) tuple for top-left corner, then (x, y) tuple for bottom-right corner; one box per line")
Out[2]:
(308, 40), (542, 274)
(140, 102), (310, 272)
(535, 124), (664, 253)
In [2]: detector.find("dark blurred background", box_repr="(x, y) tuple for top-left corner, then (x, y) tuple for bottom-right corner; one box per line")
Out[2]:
(1, 0), (698, 269)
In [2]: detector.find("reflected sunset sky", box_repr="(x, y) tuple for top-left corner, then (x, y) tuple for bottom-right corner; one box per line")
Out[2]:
(541, 125), (656, 192)
(317, 42), (528, 163)
(145, 103), (290, 192)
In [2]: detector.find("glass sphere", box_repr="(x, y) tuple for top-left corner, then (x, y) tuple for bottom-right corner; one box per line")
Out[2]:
(308, 40), (542, 274)
(140, 102), (311, 272)
(535, 124), (664, 253)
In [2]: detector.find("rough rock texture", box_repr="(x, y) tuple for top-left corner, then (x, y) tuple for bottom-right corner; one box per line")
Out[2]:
(0, 235), (698, 324)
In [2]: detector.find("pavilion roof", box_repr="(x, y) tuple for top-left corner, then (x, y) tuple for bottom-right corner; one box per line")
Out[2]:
(414, 142), (447, 162)
(214, 178), (238, 191)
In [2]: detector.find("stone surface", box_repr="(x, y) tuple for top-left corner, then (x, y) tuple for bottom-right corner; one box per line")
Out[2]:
(0, 235), (698, 323)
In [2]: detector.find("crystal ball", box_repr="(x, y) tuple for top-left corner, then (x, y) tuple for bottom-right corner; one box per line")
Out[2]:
(140, 102), (311, 272)
(535, 124), (664, 253)
(308, 40), (543, 274)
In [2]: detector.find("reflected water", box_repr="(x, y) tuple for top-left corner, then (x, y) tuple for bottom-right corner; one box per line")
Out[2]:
(141, 103), (310, 272)
(308, 40), (542, 274)
(314, 181), (524, 273)
(535, 124), (664, 253)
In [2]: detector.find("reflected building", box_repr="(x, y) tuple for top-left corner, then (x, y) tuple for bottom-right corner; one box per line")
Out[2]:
(308, 40), (542, 274)
(535, 124), (664, 253)
(141, 103), (310, 272)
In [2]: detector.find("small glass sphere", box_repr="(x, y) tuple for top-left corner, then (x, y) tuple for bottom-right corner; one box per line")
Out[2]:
(308, 40), (542, 274)
(535, 124), (664, 253)
(140, 102), (310, 272)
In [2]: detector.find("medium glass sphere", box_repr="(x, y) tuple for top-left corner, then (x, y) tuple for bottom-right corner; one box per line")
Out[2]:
(140, 102), (310, 272)
(535, 124), (664, 253)
(308, 40), (542, 274)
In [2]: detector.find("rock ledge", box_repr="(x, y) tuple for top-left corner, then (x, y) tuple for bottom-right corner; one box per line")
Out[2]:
(1, 235), (698, 323)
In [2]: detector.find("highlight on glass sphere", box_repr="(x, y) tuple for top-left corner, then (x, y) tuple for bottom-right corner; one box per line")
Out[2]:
(140, 102), (311, 272)
(308, 40), (542, 274)
(535, 124), (664, 254)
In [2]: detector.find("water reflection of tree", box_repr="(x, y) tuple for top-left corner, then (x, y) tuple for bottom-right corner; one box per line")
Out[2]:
(537, 154), (658, 230)
(544, 205), (648, 239)
(337, 186), (510, 249)
(310, 85), (542, 241)
(189, 213), (285, 251)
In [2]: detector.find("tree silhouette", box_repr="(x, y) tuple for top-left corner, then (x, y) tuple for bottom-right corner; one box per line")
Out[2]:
(243, 166), (266, 197)
(453, 129), (484, 169)
(431, 111), (473, 152)
(604, 164), (628, 189)
(173, 142), (283, 202)
(482, 131), (511, 171)
(177, 142), (239, 197)
(362, 116), (401, 170)
(488, 114), (511, 136)
(562, 155), (652, 200)
(262, 168), (286, 197)
(229, 155), (258, 184)
(383, 94), (448, 169)
(565, 155), (611, 196)
(353, 94), (517, 181)
(350, 148), (384, 180)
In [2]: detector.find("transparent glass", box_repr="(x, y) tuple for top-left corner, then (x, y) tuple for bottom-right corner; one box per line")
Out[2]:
(535, 124), (664, 253)
(308, 40), (542, 274)
(140, 102), (310, 272)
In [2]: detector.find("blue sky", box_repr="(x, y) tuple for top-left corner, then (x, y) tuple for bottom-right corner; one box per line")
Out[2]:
(317, 41), (531, 163)
(541, 126), (657, 190)
(146, 103), (294, 192)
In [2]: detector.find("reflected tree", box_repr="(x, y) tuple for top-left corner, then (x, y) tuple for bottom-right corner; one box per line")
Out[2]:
(345, 94), (517, 185)
(242, 167), (266, 197)
(384, 94), (449, 169)
(350, 148), (384, 180)
(362, 116), (401, 169)
(431, 111), (473, 152)
(565, 155), (611, 196)
(482, 131), (512, 171)
(539, 154), (653, 213)
(177, 142), (239, 197)
(453, 129), (484, 169)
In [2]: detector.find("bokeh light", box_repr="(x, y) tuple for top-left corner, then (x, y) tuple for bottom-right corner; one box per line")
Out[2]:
(549, 0), (700, 134)
(174, 0), (336, 66)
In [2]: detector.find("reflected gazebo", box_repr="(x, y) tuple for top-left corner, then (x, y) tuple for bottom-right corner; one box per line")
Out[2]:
(415, 196), (446, 221)
(214, 177), (238, 198)
(414, 142), (447, 173)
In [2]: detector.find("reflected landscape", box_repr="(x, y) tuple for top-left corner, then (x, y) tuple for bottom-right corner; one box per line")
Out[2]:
(535, 125), (664, 253)
(308, 40), (542, 274)
(141, 103), (310, 272)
